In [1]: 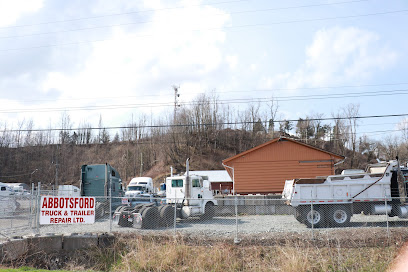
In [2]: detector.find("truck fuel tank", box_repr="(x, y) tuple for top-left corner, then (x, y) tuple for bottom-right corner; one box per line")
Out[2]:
(397, 205), (408, 218)
(371, 204), (392, 215)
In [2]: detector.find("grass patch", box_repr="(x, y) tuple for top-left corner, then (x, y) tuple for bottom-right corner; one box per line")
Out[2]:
(0, 266), (82, 272)
(110, 235), (398, 272)
(0, 233), (403, 271)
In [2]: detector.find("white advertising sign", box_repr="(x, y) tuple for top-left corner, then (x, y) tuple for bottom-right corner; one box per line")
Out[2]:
(40, 196), (95, 225)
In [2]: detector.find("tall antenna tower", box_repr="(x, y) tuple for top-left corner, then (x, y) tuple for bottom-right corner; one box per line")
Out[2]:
(173, 85), (180, 123)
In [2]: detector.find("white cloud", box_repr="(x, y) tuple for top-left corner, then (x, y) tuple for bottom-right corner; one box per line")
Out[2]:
(226, 55), (238, 69)
(0, 0), (43, 27)
(260, 27), (397, 90)
(39, 0), (231, 126)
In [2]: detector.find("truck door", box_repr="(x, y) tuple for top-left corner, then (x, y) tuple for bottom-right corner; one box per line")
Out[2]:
(190, 178), (203, 206)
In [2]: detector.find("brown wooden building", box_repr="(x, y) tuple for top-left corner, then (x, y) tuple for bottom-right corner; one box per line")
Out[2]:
(222, 137), (344, 194)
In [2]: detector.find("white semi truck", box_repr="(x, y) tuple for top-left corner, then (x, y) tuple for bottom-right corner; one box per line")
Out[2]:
(282, 160), (408, 228)
(117, 158), (217, 229)
(125, 177), (154, 199)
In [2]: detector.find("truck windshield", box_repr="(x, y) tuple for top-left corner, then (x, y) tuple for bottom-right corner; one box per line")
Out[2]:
(128, 186), (145, 191)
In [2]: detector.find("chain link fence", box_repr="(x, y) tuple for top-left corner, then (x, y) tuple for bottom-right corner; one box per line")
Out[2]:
(2, 192), (408, 246)
(0, 194), (35, 238)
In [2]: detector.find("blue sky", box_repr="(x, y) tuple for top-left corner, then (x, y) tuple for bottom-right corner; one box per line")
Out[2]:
(0, 0), (407, 142)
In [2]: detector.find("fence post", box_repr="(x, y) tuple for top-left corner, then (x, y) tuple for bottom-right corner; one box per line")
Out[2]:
(10, 195), (14, 229)
(109, 186), (112, 233)
(30, 183), (34, 228)
(36, 182), (41, 234)
(234, 195), (240, 244)
(310, 192), (314, 241)
(174, 192), (177, 235)
(385, 193), (390, 241)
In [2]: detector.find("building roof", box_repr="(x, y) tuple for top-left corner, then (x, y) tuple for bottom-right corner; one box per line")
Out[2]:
(223, 136), (344, 164)
(189, 170), (232, 182)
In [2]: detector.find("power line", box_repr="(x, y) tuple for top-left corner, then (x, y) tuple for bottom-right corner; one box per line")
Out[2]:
(0, 0), (251, 30)
(1, 113), (408, 133)
(1, 88), (408, 113)
(8, 82), (408, 104)
(0, 0), (367, 33)
(0, 0), (369, 40)
(1, 8), (406, 53)
(0, 170), (37, 178)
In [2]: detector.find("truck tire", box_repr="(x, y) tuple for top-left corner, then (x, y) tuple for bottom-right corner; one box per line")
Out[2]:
(160, 205), (175, 227)
(328, 205), (351, 227)
(304, 206), (325, 228)
(138, 203), (154, 216)
(141, 206), (160, 229)
(95, 203), (105, 219)
(133, 204), (145, 213)
(202, 202), (215, 220)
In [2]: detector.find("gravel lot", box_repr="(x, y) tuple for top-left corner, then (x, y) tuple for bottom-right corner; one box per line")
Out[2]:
(2, 212), (408, 242)
(2, 196), (408, 242)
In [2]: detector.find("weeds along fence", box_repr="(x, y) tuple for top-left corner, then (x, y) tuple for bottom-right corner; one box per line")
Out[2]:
(2, 192), (408, 245)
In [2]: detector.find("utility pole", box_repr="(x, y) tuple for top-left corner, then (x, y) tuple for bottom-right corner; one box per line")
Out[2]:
(173, 85), (180, 123)
(55, 144), (59, 188)
(139, 153), (143, 176)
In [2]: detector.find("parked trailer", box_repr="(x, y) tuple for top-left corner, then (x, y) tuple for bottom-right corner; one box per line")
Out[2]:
(117, 158), (217, 229)
(80, 163), (124, 218)
(282, 160), (408, 228)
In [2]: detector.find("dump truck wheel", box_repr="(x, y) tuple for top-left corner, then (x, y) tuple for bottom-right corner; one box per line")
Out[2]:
(202, 202), (215, 220)
(328, 205), (351, 227)
(160, 205), (175, 227)
(141, 207), (159, 229)
(304, 206), (325, 228)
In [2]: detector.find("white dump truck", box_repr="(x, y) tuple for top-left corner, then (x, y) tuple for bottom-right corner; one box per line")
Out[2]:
(116, 158), (217, 229)
(125, 177), (154, 199)
(282, 160), (408, 228)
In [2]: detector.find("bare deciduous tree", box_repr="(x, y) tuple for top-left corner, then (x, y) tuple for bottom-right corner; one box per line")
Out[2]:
(342, 103), (360, 168)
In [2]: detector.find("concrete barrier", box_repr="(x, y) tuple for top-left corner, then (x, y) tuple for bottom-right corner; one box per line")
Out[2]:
(0, 233), (114, 264)
(245, 195), (266, 206)
(215, 195), (293, 215)
(0, 237), (28, 261)
(63, 233), (98, 251)
(27, 233), (63, 253)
